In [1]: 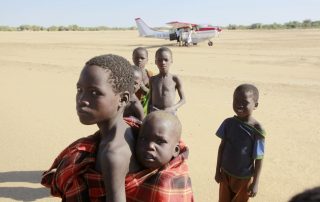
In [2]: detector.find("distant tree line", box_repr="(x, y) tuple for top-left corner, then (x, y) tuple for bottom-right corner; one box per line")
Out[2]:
(0, 24), (137, 31)
(226, 19), (320, 30)
(0, 19), (319, 31)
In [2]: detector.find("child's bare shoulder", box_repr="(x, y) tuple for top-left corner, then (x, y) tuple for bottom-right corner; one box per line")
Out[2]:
(172, 74), (181, 80)
(172, 74), (183, 85)
(106, 128), (136, 168)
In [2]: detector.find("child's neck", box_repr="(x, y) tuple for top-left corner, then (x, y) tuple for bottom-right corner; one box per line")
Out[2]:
(236, 114), (254, 123)
(159, 72), (169, 77)
(97, 113), (125, 140)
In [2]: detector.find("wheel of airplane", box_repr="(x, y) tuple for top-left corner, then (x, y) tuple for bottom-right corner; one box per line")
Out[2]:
(208, 41), (213, 46)
(193, 43), (198, 45)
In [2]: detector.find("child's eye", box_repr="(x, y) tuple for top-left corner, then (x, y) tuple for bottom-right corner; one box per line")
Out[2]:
(77, 87), (82, 93)
(91, 90), (100, 96)
(156, 139), (166, 144)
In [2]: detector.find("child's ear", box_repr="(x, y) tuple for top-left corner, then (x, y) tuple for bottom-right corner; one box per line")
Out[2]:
(172, 144), (180, 158)
(119, 91), (130, 107)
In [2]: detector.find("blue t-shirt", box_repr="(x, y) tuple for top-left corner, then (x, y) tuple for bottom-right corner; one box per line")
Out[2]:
(216, 116), (265, 178)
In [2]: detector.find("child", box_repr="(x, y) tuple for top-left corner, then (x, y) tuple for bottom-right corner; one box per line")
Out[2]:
(132, 47), (153, 113)
(148, 47), (186, 114)
(215, 84), (265, 202)
(41, 54), (141, 202)
(124, 65), (145, 121)
(127, 111), (194, 201)
(132, 47), (152, 98)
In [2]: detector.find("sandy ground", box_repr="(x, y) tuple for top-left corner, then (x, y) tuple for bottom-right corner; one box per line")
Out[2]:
(0, 29), (320, 201)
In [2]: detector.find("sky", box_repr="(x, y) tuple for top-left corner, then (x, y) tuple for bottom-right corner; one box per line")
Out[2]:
(1, 0), (320, 27)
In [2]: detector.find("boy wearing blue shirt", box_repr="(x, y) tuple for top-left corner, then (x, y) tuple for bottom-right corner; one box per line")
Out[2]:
(215, 84), (265, 202)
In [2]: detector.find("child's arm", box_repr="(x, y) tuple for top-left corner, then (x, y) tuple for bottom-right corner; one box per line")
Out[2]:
(166, 75), (186, 112)
(101, 152), (128, 202)
(248, 122), (265, 197)
(215, 139), (225, 183)
(133, 100), (145, 121)
(147, 77), (153, 113)
(248, 159), (263, 197)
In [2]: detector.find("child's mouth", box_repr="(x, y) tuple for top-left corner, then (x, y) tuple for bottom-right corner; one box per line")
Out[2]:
(144, 153), (155, 161)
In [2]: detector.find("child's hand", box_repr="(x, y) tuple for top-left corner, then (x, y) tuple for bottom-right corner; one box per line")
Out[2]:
(214, 171), (222, 183)
(247, 182), (258, 197)
(139, 83), (149, 94)
(139, 82), (145, 89)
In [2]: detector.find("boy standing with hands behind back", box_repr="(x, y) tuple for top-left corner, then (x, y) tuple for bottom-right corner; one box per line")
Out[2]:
(215, 84), (266, 202)
(148, 47), (186, 114)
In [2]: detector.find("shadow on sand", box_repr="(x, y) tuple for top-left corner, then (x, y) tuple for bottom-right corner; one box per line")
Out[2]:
(128, 43), (177, 49)
(0, 171), (51, 201)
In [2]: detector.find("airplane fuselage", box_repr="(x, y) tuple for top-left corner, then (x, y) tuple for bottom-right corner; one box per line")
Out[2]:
(135, 18), (221, 46)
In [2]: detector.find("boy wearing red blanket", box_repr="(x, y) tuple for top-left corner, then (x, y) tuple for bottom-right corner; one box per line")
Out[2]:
(42, 112), (193, 202)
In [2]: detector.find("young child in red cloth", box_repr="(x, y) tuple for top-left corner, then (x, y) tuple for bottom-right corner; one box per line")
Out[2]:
(129, 111), (194, 201)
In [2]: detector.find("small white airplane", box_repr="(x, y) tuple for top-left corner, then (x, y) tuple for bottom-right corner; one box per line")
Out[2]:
(135, 18), (222, 46)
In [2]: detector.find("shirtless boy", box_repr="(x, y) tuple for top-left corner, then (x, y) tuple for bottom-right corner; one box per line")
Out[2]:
(42, 54), (141, 202)
(148, 47), (186, 114)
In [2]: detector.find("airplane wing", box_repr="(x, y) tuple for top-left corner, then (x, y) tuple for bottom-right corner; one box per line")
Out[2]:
(166, 21), (198, 29)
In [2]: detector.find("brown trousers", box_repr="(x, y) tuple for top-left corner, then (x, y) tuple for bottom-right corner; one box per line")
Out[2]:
(219, 171), (251, 202)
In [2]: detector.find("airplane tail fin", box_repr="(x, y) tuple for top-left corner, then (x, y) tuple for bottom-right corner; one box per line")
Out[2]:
(135, 18), (160, 37)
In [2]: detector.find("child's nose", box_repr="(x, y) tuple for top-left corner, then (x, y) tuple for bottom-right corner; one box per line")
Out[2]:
(146, 142), (156, 151)
(78, 100), (89, 107)
(77, 93), (89, 106)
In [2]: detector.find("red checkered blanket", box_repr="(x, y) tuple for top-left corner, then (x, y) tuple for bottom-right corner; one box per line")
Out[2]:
(41, 119), (193, 201)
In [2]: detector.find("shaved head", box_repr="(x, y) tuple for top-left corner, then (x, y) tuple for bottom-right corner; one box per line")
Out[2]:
(137, 111), (182, 168)
(143, 111), (181, 141)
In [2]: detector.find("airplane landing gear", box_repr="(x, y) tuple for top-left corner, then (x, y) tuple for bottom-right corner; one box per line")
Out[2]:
(208, 41), (213, 46)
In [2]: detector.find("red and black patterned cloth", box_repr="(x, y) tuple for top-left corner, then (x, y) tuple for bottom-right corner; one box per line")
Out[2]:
(41, 119), (194, 202)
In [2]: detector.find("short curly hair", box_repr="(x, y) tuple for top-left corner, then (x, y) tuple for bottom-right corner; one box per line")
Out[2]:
(85, 54), (134, 94)
(234, 84), (259, 103)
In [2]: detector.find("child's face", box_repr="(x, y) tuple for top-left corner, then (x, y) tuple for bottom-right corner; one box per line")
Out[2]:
(76, 65), (120, 125)
(136, 116), (179, 169)
(133, 50), (148, 68)
(155, 51), (172, 74)
(133, 70), (143, 93)
(233, 90), (257, 118)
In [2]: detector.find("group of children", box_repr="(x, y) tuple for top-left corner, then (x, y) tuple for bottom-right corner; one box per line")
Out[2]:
(42, 46), (266, 202)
